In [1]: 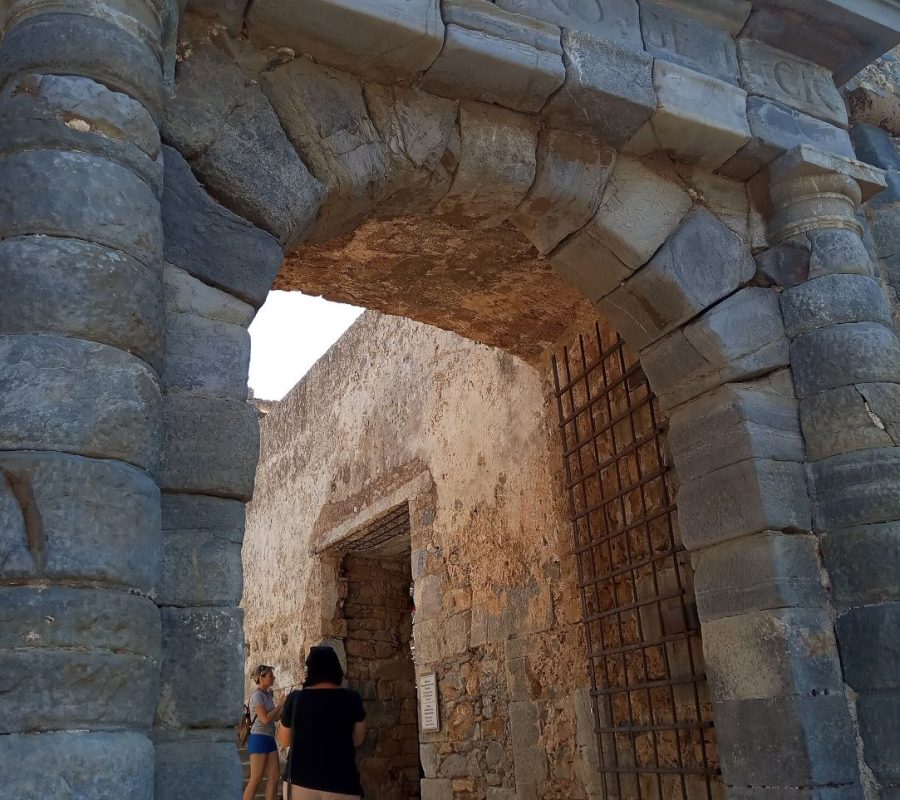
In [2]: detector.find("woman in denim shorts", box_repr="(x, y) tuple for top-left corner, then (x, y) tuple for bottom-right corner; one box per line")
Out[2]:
(243, 664), (287, 800)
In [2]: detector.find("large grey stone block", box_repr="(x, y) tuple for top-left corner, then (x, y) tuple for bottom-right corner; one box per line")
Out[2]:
(0, 451), (160, 590)
(694, 532), (825, 621)
(714, 694), (858, 787)
(160, 395), (259, 500)
(811, 448), (900, 530)
(0, 149), (161, 268)
(363, 84), (458, 217)
(624, 60), (750, 169)
(545, 29), (655, 146)
(640, 0), (739, 83)
(754, 240), (811, 287)
(0, 236), (164, 370)
(550, 155), (692, 301)
(0, 335), (161, 472)
(163, 265), (254, 329)
(157, 494), (245, 607)
(737, 39), (847, 129)
(678, 458), (810, 550)
(800, 383), (900, 462)
(495, 0), (642, 49)
(0, 12), (164, 118)
(154, 732), (242, 800)
(422, 1), (565, 113)
(259, 57), (388, 241)
(161, 146), (283, 309)
(511, 129), (615, 255)
(162, 43), (324, 247)
(720, 97), (855, 181)
(807, 228), (875, 279)
(703, 608), (843, 701)
(0, 73), (162, 195)
(790, 322), (900, 398)
(852, 122), (900, 172)
(836, 603), (900, 692)
(248, 0), (445, 83)
(0, 731), (154, 800)
(781, 274), (891, 338)
(728, 785), (863, 799)
(641, 287), (789, 410)
(856, 691), (900, 786)
(597, 208), (754, 350)
(822, 522), (900, 608)
(433, 102), (537, 229)
(156, 607), (244, 728)
(668, 371), (802, 482)
(163, 309), (250, 401)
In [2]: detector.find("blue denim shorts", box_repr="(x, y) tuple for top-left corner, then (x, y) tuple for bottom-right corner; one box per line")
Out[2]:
(247, 733), (277, 754)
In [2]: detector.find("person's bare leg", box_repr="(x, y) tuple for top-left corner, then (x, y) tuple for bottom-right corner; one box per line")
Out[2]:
(264, 750), (280, 800)
(243, 753), (266, 800)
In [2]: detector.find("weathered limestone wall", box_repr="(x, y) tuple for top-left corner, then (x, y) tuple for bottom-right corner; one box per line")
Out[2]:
(243, 312), (594, 800)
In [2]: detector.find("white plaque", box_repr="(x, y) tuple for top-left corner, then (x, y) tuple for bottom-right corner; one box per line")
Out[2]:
(418, 673), (440, 732)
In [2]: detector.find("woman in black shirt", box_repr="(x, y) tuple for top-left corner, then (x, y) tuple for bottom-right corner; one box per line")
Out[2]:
(277, 646), (367, 800)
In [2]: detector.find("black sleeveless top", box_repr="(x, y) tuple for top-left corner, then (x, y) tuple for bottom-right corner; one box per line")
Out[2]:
(281, 688), (366, 795)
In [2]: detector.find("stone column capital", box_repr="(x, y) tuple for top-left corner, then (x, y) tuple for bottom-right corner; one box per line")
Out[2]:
(754, 145), (886, 243)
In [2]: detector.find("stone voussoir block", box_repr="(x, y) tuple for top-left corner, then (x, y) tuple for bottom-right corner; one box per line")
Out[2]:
(162, 42), (324, 248)
(694, 531), (825, 621)
(247, 0), (445, 83)
(806, 227), (875, 278)
(0, 73), (162, 195)
(0, 149), (162, 268)
(714, 694), (858, 788)
(800, 382), (900, 462)
(624, 60), (751, 169)
(550, 155), (692, 302)
(822, 522), (900, 608)
(641, 287), (789, 410)
(851, 122), (900, 172)
(510, 128), (616, 255)
(0, 335), (162, 473)
(161, 146), (283, 309)
(422, 0), (565, 114)
(856, 691), (900, 786)
(790, 322), (900, 398)
(678, 457), (811, 550)
(156, 607), (244, 729)
(702, 607), (843, 702)
(781, 273), (890, 338)
(544, 29), (655, 147)
(0, 731), (155, 800)
(495, 0), (643, 49)
(720, 96), (855, 181)
(597, 207), (755, 351)
(0, 236), (164, 370)
(836, 603), (900, 692)
(160, 394), (259, 500)
(163, 264), (255, 328)
(737, 39), (848, 129)
(259, 56), (389, 242)
(0, 451), (161, 591)
(433, 102), (537, 229)
(667, 370), (803, 482)
(810, 447), (900, 530)
(0, 12), (165, 119)
(157, 494), (246, 607)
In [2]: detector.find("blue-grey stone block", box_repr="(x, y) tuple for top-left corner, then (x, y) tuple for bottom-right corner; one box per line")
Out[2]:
(822, 523), (900, 608)
(781, 274), (892, 338)
(851, 123), (900, 172)
(154, 732), (242, 800)
(811, 448), (900, 530)
(836, 603), (900, 692)
(856, 691), (900, 785)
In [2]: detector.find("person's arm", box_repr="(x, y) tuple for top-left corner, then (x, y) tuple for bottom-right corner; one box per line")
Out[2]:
(352, 721), (366, 747)
(254, 694), (287, 725)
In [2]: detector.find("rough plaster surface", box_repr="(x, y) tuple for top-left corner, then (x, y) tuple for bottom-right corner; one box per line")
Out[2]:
(243, 312), (592, 798)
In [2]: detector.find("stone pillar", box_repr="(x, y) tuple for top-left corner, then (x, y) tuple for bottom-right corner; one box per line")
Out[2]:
(0, 1), (172, 797)
(762, 145), (899, 797)
(152, 144), (278, 799)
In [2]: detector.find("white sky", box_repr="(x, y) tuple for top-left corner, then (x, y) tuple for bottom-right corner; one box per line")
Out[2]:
(248, 291), (363, 400)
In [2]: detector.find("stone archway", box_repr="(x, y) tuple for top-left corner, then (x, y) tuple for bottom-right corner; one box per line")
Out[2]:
(2, 2), (900, 799)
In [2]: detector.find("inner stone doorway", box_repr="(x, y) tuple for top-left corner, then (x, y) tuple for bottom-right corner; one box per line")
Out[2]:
(338, 504), (421, 800)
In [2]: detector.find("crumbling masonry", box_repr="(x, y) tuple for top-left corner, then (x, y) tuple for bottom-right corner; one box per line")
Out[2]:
(2, 1), (900, 799)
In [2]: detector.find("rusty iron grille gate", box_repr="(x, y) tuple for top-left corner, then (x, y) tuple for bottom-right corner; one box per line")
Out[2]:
(552, 322), (721, 800)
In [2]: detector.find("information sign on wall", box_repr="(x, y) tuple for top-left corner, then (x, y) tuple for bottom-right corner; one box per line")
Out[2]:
(418, 673), (440, 732)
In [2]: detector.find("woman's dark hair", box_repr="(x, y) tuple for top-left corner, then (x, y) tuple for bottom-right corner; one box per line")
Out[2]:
(303, 645), (344, 687)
